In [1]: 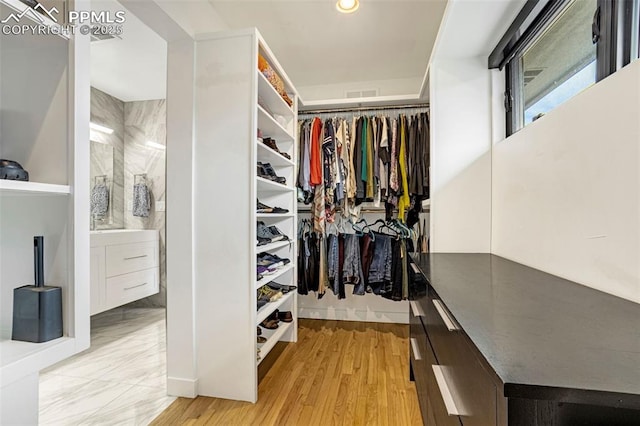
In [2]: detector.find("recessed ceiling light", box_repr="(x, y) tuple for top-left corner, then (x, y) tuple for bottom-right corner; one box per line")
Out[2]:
(336, 0), (359, 14)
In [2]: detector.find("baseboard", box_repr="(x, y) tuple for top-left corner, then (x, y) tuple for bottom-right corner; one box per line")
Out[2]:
(167, 377), (199, 398)
(298, 307), (409, 324)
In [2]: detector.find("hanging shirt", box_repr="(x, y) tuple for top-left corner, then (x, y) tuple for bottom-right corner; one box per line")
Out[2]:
(366, 117), (374, 200)
(310, 117), (323, 186)
(398, 115), (411, 220)
(299, 120), (312, 192)
(379, 117), (390, 199)
(389, 118), (399, 193)
(348, 117), (357, 200)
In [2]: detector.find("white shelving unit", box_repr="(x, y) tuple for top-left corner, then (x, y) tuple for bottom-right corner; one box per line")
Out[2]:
(191, 28), (298, 403)
(0, 1), (90, 423)
(0, 180), (71, 195)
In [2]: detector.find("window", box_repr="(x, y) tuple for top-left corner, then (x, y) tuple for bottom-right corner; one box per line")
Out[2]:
(490, 0), (640, 136)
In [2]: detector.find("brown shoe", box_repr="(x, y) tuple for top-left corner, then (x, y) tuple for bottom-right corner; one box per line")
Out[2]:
(277, 311), (293, 323)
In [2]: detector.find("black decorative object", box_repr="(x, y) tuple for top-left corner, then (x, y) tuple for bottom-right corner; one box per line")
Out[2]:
(0, 159), (29, 181)
(12, 236), (63, 343)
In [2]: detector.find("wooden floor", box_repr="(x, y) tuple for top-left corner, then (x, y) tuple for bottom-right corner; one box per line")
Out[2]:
(152, 319), (422, 425)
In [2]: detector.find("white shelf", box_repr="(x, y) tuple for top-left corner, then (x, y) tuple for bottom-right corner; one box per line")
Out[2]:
(257, 141), (295, 167)
(256, 263), (294, 290)
(0, 180), (71, 195)
(256, 290), (295, 326)
(257, 72), (294, 119)
(0, 336), (75, 383)
(258, 105), (294, 142)
(256, 176), (294, 193)
(0, 0), (70, 40)
(256, 212), (294, 219)
(256, 240), (290, 254)
(257, 321), (294, 365)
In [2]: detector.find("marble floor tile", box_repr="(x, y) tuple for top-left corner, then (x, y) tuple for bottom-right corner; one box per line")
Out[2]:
(81, 385), (175, 426)
(39, 374), (94, 411)
(39, 379), (133, 425)
(39, 308), (168, 425)
(97, 343), (166, 386)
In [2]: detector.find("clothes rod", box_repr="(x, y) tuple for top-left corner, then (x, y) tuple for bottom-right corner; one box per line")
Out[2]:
(299, 103), (429, 115)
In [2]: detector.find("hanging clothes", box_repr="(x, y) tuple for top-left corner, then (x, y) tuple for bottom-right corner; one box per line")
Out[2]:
(310, 118), (323, 186)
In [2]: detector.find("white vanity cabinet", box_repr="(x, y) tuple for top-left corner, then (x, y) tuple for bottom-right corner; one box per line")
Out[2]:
(90, 230), (159, 315)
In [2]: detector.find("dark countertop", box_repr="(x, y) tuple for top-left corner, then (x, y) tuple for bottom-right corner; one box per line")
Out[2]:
(412, 253), (640, 405)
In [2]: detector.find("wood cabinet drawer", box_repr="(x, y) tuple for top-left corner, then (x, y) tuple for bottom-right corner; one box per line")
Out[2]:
(106, 241), (158, 277)
(426, 288), (497, 426)
(425, 336), (462, 426)
(410, 307), (429, 424)
(105, 268), (159, 310)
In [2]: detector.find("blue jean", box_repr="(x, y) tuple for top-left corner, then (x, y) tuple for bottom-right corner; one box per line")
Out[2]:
(343, 234), (365, 295)
(368, 234), (392, 285)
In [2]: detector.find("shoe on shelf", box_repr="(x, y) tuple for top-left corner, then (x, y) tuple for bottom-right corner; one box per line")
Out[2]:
(257, 326), (262, 336)
(261, 137), (291, 160)
(258, 252), (291, 266)
(258, 336), (267, 344)
(267, 225), (290, 241)
(257, 265), (278, 276)
(277, 311), (293, 323)
(257, 199), (289, 214)
(257, 162), (286, 185)
(258, 285), (282, 303)
(260, 318), (279, 329)
(257, 221), (286, 243)
(267, 282), (297, 293)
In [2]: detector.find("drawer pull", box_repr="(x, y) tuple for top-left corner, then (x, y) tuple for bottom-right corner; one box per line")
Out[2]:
(432, 365), (462, 416)
(410, 338), (422, 360)
(410, 301), (425, 317)
(124, 255), (148, 260)
(124, 282), (148, 291)
(432, 299), (459, 331)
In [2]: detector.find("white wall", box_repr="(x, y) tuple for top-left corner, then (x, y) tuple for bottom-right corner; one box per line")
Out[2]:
(492, 61), (640, 303)
(165, 38), (198, 398)
(298, 77), (423, 102)
(429, 56), (493, 252)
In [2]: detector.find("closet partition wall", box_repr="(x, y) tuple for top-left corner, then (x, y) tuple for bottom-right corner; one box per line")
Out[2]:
(296, 105), (430, 324)
(191, 28), (298, 403)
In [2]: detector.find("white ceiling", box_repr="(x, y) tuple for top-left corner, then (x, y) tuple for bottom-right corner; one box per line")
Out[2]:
(90, 0), (167, 102)
(90, 0), (448, 102)
(209, 0), (447, 95)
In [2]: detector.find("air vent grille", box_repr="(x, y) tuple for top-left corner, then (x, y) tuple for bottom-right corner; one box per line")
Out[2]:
(345, 89), (379, 98)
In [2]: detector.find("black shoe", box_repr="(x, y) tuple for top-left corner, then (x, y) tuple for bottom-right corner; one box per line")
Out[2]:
(257, 199), (289, 214)
(258, 162), (286, 184)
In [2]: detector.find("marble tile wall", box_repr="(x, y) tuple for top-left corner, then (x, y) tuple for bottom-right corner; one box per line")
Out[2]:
(90, 88), (125, 229)
(124, 99), (167, 307)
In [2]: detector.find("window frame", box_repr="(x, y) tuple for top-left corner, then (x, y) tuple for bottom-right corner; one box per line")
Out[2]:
(491, 0), (637, 136)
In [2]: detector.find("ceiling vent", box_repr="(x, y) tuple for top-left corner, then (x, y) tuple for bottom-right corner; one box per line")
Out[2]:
(90, 25), (123, 42)
(346, 89), (378, 98)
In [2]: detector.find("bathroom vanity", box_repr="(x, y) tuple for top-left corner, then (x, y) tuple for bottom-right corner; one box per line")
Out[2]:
(90, 230), (159, 315)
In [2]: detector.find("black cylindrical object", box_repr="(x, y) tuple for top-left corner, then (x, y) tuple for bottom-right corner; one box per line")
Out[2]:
(34, 236), (44, 287)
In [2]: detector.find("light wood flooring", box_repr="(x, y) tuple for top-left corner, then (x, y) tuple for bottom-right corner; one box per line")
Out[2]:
(152, 319), (422, 425)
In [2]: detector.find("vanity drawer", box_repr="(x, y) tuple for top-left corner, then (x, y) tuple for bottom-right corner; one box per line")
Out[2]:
(426, 288), (497, 426)
(105, 268), (159, 310)
(106, 241), (158, 277)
